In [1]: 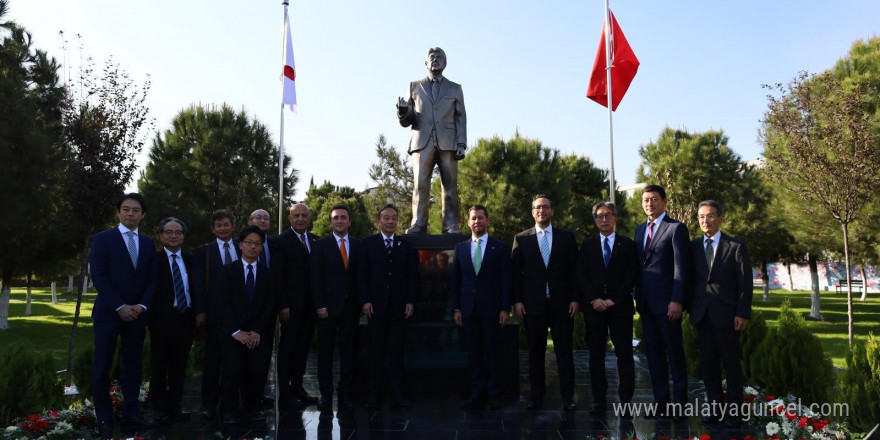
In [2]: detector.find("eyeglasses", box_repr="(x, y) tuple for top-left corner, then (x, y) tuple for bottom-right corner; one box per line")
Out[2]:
(252, 215), (270, 221)
(532, 205), (552, 211)
(593, 214), (615, 220)
(161, 230), (184, 236)
(698, 214), (718, 221)
(241, 240), (263, 247)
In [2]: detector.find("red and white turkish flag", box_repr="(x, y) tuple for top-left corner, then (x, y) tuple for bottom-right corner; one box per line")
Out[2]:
(586, 10), (639, 111)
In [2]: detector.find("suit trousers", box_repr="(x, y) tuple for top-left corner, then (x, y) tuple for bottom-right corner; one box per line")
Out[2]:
(585, 310), (635, 404)
(696, 319), (743, 417)
(411, 141), (459, 232)
(367, 315), (406, 401)
(640, 312), (688, 406)
(524, 302), (574, 401)
(93, 315), (148, 422)
(220, 337), (269, 413)
(316, 305), (360, 400)
(278, 309), (316, 397)
(149, 309), (195, 413)
(462, 316), (502, 399)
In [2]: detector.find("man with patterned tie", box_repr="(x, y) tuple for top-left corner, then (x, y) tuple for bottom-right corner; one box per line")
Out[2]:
(576, 202), (639, 415)
(357, 204), (419, 410)
(192, 209), (240, 419)
(450, 205), (512, 411)
(511, 195), (579, 411)
(218, 226), (277, 424)
(634, 185), (691, 420)
(311, 204), (361, 411)
(275, 203), (321, 408)
(690, 200), (752, 428)
(89, 193), (158, 438)
(149, 217), (196, 423)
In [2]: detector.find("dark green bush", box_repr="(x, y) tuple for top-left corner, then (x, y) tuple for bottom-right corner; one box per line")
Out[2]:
(750, 299), (833, 404)
(0, 343), (63, 425)
(739, 309), (767, 384)
(73, 345), (94, 398)
(837, 333), (880, 433)
(681, 313), (701, 379)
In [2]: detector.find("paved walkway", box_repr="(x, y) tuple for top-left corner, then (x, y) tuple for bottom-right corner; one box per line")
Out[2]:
(120, 350), (759, 440)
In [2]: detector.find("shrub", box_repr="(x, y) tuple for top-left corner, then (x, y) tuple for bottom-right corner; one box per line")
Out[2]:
(0, 343), (63, 425)
(750, 299), (833, 404)
(73, 345), (94, 398)
(837, 333), (880, 433)
(739, 309), (767, 384)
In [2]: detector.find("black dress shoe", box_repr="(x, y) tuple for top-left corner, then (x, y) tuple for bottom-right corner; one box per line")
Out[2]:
(460, 395), (483, 409)
(94, 421), (113, 439)
(391, 398), (411, 410)
(122, 416), (158, 428)
(725, 417), (747, 429)
(486, 399), (499, 411)
(564, 401), (577, 411)
(246, 410), (267, 421)
(200, 408), (216, 420)
(222, 413), (240, 424)
(168, 409), (191, 422)
(588, 402), (606, 414)
(526, 399), (543, 410)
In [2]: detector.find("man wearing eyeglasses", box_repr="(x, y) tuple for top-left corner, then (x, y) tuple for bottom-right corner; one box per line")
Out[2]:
(218, 225), (277, 424)
(511, 195), (579, 411)
(149, 217), (196, 423)
(247, 208), (276, 406)
(576, 202), (638, 416)
(690, 200), (752, 428)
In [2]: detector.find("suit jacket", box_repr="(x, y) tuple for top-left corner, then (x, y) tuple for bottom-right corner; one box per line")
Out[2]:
(634, 215), (691, 315)
(450, 236), (511, 319)
(577, 234), (638, 316)
(218, 259), (276, 338)
(311, 234), (360, 317)
(399, 76), (466, 153)
(90, 227), (157, 321)
(511, 226), (579, 315)
(149, 249), (194, 328)
(689, 233), (752, 329)
(357, 233), (420, 318)
(271, 228), (319, 312)
(191, 240), (240, 316)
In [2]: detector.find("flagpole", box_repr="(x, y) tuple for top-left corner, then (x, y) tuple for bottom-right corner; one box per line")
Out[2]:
(604, 0), (616, 204)
(278, 0), (289, 235)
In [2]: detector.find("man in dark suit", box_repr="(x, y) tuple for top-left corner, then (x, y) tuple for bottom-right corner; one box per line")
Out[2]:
(690, 200), (752, 427)
(397, 47), (466, 234)
(218, 226), (277, 423)
(274, 203), (320, 408)
(450, 205), (511, 411)
(89, 193), (158, 437)
(247, 208), (276, 405)
(357, 204), (419, 410)
(577, 202), (638, 415)
(148, 217), (196, 423)
(311, 204), (361, 410)
(634, 185), (691, 420)
(511, 195), (579, 411)
(191, 209), (239, 419)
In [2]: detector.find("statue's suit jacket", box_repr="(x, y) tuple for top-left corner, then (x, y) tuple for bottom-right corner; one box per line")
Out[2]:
(400, 76), (467, 154)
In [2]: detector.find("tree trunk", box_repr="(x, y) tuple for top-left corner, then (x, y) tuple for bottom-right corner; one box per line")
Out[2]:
(859, 264), (867, 301)
(67, 274), (74, 294)
(762, 260), (770, 302)
(66, 232), (93, 387)
(842, 223), (854, 345)
(786, 262), (794, 291)
(0, 270), (10, 330)
(25, 273), (32, 316)
(808, 253), (821, 319)
(51, 281), (58, 304)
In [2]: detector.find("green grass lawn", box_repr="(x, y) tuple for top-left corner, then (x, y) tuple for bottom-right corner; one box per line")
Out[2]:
(1, 287), (96, 372)
(752, 289), (880, 367)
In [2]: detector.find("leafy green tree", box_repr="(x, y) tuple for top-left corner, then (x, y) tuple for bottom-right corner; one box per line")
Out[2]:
(555, 154), (609, 243)
(138, 104), (297, 246)
(0, 0), (68, 328)
(303, 180), (371, 238)
(762, 71), (879, 345)
(365, 134), (412, 235)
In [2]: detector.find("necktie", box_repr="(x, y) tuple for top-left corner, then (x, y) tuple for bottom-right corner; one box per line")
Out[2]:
(246, 264), (255, 306)
(385, 238), (393, 254)
(126, 231), (138, 268)
(261, 242), (270, 267)
(171, 254), (187, 312)
(705, 238), (714, 267)
(340, 237), (348, 269)
(603, 237), (612, 268)
(223, 242), (233, 265)
(300, 233), (309, 253)
(645, 222), (655, 253)
(539, 231), (550, 267)
(473, 238), (483, 275)
(432, 78), (440, 101)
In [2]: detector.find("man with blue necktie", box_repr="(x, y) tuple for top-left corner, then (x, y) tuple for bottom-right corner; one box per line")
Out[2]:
(89, 193), (158, 438)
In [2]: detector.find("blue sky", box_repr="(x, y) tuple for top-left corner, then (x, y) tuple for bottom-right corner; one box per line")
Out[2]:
(8, 1), (880, 199)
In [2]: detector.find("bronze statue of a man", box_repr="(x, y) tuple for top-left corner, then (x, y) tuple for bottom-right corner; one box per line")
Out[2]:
(397, 47), (466, 234)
